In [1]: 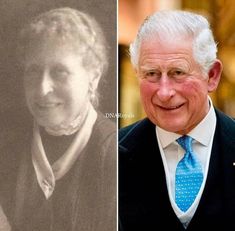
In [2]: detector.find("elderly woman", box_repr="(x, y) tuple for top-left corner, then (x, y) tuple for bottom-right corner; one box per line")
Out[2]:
(3, 7), (116, 231)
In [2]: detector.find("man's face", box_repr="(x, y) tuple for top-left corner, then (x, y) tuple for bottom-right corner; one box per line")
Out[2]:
(137, 37), (221, 134)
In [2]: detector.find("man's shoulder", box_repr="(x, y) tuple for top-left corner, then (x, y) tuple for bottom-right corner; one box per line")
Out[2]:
(119, 120), (141, 141)
(119, 118), (151, 140)
(215, 108), (235, 135)
(119, 118), (156, 152)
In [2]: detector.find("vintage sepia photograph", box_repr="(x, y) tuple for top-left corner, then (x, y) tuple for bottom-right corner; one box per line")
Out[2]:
(0, 0), (117, 230)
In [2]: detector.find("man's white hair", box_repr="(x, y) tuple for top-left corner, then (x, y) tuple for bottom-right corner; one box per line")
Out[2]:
(130, 10), (217, 73)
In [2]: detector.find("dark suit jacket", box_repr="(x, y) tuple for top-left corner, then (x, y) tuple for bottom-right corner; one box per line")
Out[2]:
(119, 108), (235, 230)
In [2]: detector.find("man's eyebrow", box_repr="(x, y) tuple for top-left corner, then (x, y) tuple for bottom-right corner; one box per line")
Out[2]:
(139, 65), (160, 70)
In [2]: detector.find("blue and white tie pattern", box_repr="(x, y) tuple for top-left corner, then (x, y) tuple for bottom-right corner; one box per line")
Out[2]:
(175, 135), (203, 212)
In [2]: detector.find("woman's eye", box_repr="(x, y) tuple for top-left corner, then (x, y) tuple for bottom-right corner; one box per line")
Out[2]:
(51, 68), (69, 79)
(24, 66), (41, 79)
(25, 66), (38, 75)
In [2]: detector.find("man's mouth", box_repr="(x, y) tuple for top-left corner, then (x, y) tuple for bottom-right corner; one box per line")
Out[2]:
(158, 103), (184, 111)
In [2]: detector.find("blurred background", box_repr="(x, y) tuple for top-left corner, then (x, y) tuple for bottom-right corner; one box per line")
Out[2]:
(119, 0), (235, 128)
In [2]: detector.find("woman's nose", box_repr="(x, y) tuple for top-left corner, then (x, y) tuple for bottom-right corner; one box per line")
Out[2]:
(38, 72), (54, 96)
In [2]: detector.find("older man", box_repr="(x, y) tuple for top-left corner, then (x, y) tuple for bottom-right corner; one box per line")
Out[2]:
(119, 10), (235, 230)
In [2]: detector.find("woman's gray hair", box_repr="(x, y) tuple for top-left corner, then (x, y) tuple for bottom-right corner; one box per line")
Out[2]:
(18, 7), (109, 108)
(130, 10), (218, 73)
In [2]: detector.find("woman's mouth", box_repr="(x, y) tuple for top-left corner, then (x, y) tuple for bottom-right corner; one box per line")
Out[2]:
(36, 102), (61, 109)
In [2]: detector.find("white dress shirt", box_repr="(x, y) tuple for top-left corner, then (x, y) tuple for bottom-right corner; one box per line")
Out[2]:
(156, 99), (216, 228)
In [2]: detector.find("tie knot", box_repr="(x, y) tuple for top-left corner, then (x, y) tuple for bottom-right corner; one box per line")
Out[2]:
(176, 135), (193, 153)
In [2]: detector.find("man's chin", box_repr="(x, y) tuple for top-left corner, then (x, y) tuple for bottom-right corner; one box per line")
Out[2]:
(155, 120), (188, 133)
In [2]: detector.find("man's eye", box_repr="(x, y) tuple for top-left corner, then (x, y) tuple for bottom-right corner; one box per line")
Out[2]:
(143, 70), (161, 82)
(146, 71), (156, 76)
(173, 70), (184, 75)
(175, 70), (183, 75)
(169, 69), (186, 79)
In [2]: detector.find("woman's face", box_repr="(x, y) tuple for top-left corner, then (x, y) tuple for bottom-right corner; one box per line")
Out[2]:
(23, 41), (93, 128)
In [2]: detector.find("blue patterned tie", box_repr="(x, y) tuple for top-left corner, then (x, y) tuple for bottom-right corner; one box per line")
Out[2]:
(175, 135), (203, 212)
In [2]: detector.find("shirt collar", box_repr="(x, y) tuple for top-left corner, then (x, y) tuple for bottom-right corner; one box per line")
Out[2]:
(156, 97), (216, 148)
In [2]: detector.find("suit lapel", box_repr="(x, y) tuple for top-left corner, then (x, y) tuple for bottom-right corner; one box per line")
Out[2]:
(119, 118), (183, 228)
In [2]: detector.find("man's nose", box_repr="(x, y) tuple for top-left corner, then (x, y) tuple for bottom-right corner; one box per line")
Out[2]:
(156, 75), (176, 102)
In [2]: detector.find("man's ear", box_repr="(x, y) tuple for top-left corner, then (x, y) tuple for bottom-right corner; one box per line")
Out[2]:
(207, 59), (223, 92)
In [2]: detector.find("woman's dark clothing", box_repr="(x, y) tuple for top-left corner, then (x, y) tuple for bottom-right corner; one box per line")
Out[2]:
(1, 112), (116, 231)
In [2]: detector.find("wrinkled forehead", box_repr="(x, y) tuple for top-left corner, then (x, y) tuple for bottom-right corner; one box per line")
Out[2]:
(142, 31), (193, 46)
(139, 35), (194, 57)
(137, 35), (196, 70)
